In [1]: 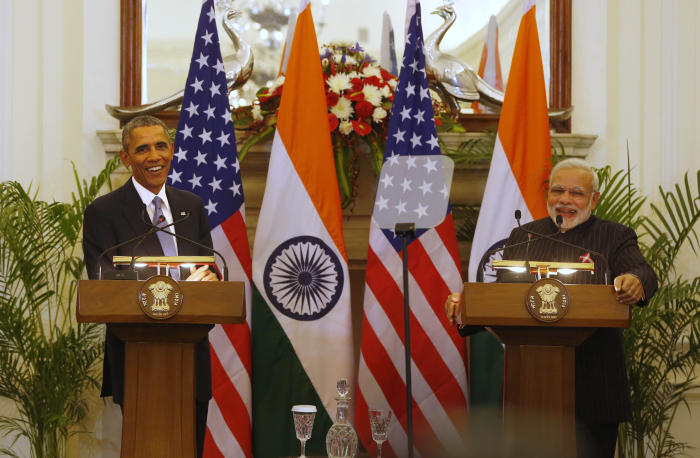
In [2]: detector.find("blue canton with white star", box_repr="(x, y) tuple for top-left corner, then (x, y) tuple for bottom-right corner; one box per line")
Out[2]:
(170, 0), (244, 229)
(380, 3), (443, 251)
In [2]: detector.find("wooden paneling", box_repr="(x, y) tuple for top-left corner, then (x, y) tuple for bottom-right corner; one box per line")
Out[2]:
(76, 280), (246, 324)
(120, 339), (199, 458)
(550, 0), (572, 133)
(121, 0), (142, 107)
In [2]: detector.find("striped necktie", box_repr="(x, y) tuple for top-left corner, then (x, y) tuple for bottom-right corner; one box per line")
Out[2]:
(152, 196), (179, 280)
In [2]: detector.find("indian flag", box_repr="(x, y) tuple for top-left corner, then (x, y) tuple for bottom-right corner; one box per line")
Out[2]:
(251, 0), (354, 456)
(466, 0), (552, 405)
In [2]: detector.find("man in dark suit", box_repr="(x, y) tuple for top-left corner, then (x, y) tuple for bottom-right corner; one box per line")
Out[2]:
(445, 158), (657, 458)
(83, 116), (216, 458)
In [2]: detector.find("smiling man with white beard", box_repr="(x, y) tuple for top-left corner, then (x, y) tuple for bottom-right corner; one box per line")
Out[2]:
(444, 158), (658, 458)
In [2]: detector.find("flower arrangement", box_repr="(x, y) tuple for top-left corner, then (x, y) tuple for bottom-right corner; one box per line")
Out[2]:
(233, 41), (398, 208)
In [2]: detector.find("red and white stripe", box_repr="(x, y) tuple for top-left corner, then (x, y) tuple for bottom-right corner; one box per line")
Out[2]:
(203, 208), (253, 458)
(356, 214), (468, 458)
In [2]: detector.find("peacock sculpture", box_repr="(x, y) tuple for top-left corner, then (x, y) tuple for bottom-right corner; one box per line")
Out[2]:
(105, 0), (253, 122)
(424, 3), (573, 122)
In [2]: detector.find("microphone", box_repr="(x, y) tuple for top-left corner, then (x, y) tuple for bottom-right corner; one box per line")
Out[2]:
(515, 210), (535, 276)
(139, 210), (230, 282)
(95, 211), (188, 280)
(128, 211), (184, 272)
(515, 211), (612, 285)
(476, 228), (560, 282)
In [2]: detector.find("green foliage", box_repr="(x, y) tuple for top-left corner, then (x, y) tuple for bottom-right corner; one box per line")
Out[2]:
(0, 156), (122, 458)
(614, 170), (700, 458)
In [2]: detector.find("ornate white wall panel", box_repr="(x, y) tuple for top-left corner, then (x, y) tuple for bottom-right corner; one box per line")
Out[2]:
(661, 0), (679, 190)
(0, 0), (11, 182)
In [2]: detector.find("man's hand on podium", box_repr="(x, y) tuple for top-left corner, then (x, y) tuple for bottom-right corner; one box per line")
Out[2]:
(614, 274), (644, 305)
(445, 293), (461, 326)
(186, 265), (219, 282)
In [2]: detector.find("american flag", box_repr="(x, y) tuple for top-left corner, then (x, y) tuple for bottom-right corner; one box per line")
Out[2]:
(354, 1), (469, 457)
(170, 1), (252, 456)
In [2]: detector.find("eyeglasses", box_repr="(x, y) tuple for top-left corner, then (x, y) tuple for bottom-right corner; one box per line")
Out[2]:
(548, 186), (597, 200)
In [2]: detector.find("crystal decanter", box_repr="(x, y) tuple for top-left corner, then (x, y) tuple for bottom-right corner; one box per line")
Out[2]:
(326, 379), (358, 458)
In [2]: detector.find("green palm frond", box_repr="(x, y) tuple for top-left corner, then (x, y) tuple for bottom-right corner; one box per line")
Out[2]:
(0, 155), (120, 458)
(452, 204), (480, 242)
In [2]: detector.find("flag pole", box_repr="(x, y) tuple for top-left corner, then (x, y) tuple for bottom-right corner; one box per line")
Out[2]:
(395, 222), (416, 458)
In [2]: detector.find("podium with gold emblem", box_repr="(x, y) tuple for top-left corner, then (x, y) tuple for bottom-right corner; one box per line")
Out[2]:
(77, 257), (245, 458)
(461, 261), (630, 458)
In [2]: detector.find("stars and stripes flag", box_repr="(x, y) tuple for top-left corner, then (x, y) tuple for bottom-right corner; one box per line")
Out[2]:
(170, 1), (253, 457)
(354, 0), (469, 456)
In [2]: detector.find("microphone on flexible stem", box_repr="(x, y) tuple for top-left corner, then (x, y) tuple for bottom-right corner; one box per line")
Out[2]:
(514, 210), (533, 274)
(139, 211), (229, 281)
(516, 212), (612, 285)
(128, 211), (167, 272)
(95, 210), (187, 280)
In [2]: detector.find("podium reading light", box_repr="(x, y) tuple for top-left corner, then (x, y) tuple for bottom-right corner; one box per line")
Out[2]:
(492, 260), (595, 280)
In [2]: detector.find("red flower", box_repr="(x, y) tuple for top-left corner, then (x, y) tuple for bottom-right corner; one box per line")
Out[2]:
(352, 119), (372, 136)
(350, 78), (363, 93)
(356, 101), (373, 118)
(380, 69), (394, 81)
(326, 92), (340, 107)
(363, 76), (382, 87)
(346, 91), (365, 102)
(435, 118), (443, 126)
(328, 113), (339, 132)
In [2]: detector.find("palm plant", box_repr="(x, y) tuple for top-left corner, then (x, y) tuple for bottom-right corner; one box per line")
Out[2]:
(611, 169), (700, 458)
(0, 157), (122, 458)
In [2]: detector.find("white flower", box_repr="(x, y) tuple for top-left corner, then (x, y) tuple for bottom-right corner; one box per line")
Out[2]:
(380, 85), (392, 98)
(252, 105), (262, 121)
(348, 71), (361, 79)
(322, 58), (330, 67)
(362, 85), (383, 107)
(331, 39), (354, 48)
(387, 79), (398, 90)
(372, 107), (387, 123)
(267, 75), (285, 93)
(330, 97), (354, 120)
(327, 73), (352, 94)
(339, 121), (353, 135)
(362, 65), (382, 78)
(333, 54), (357, 66)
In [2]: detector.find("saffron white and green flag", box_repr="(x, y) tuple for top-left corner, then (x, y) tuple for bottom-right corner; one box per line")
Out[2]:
(251, 0), (354, 456)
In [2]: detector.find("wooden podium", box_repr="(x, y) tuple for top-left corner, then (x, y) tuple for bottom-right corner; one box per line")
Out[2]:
(76, 280), (246, 458)
(461, 283), (630, 458)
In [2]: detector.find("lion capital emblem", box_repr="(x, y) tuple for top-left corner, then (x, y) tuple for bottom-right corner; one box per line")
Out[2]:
(536, 283), (560, 315)
(148, 281), (173, 312)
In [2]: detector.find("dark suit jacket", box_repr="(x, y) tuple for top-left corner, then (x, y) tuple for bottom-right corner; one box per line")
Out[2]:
(460, 215), (657, 426)
(83, 178), (214, 405)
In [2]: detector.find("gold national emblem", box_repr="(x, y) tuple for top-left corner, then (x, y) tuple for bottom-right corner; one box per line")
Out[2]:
(525, 278), (570, 323)
(139, 275), (183, 320)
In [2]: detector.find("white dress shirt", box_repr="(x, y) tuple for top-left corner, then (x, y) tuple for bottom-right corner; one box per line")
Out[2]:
(131, 177), (179, 255)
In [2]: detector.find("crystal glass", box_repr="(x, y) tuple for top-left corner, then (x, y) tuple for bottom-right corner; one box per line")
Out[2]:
(326, 379), (358, 458)
(368, 409), (392, 458)
(292, 405), (317, 458)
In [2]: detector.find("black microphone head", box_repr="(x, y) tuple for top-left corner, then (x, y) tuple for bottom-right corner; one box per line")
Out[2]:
(556, 215), (563, 226)
(515, 210), (521, 220)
